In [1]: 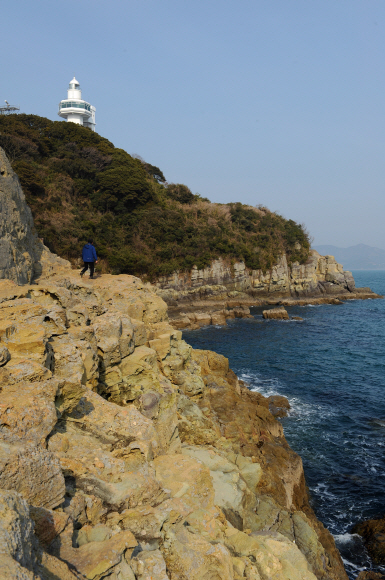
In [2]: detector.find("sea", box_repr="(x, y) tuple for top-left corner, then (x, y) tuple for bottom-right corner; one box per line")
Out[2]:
(183, 271), (385, 579)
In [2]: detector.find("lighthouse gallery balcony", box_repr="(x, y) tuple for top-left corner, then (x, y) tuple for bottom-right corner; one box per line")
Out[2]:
(58, 101), (92, 114)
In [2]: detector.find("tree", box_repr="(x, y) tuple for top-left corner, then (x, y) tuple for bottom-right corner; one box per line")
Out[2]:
(97, 166), (153, 212)
(167, 183), (195, 204)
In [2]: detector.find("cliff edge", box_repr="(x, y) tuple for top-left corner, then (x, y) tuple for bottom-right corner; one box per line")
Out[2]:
(155, 251), (356, 296)
(0, 272), (348, 580)
(0, 149), (350, 579)
(0, 146), (70, 285)
(155, 254), (381, 329)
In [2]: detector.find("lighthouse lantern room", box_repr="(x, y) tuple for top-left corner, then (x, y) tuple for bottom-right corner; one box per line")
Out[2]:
(58, 77), (96, 131)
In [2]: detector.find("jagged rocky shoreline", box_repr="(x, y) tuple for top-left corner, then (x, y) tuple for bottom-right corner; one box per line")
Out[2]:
(0, 271), (350, 580)
(0, 145), (382, 579)
(155, 255), (381, 330)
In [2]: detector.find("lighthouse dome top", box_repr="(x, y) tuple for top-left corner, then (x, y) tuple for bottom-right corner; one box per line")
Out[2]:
(69, 77), (80, 89)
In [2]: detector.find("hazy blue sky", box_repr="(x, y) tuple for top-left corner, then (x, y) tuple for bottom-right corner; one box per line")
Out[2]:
(2, 0), (385, 249)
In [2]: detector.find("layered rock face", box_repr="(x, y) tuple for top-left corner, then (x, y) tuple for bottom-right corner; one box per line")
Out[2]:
(155, 251), (355, 296)
(263, 306), (290, 320)
(0, 146), (69, 285)
(156, 254), (382, 329)
(0, 272), (349, 580)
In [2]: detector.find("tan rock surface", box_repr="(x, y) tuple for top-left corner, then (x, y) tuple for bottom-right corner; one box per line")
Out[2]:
(225, 528), (318, 580)
(0, 442), (65, 509)
(0, 271), (348, 579)
(0, 489), (38, 579)
(263, 306), (290, 320)
(131, 549), (169, 579)
(156, 251), (356, 297)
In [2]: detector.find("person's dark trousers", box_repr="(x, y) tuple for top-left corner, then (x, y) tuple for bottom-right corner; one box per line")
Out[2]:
(80, 262), (95, 278)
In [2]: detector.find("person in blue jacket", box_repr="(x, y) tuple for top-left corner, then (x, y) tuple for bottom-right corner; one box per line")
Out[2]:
(80, 239), (98, 279)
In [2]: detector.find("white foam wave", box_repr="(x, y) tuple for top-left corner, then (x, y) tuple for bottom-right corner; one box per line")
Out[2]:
(334, 533), (362, 545)
(311, 482), (337, 501)
(241, 372), (337, 423)
(371, 419), (385, 428)
(340, 557), (367, 573)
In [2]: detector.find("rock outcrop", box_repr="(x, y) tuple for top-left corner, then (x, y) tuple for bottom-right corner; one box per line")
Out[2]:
(156, 254), (381, 329)
(0, 146), (70, 285)
(0, 272), (349, 580)
(355, 573), (385, 580)
(263, 306), (290, 320)
(156, 251), (356, 296)
(353, 516), (385, 564)
(0, 142), (359, 579)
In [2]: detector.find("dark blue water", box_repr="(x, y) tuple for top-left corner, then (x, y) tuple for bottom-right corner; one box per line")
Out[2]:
(183, 272), (385, 578)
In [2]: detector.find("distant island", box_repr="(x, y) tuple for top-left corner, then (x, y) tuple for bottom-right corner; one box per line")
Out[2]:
(314, 243), (385, 270)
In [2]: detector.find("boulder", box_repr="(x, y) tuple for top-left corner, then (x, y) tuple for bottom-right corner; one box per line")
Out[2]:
(0, 345), (10, 366)
(353, 516), (385, 563)
(211, 310), (227, 326)
(0, 378), (58, 446)
(224, 528), (318, 580)
(193, 312), (212, 327)
(131, 549), (169, 580)
(263, 306), (289, 320)
(0, 441), (65, 509)
(0, 490), (38, 579)
(267, 395), (291, 418)
(233, 306), (251, 318)
(163, 525), (234, 580)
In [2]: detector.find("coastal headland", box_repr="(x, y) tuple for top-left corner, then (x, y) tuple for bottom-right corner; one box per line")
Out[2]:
(0, 142), (383, 579)
(155, 254), (382, 330)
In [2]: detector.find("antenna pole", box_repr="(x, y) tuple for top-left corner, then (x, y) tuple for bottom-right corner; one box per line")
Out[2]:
(0, 102), (21, 115)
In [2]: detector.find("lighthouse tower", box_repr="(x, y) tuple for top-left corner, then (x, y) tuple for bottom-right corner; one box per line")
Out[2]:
(58, 77), (96, 131)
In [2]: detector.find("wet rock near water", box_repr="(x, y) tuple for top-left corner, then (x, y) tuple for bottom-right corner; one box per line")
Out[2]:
(263, 306), (290, 320)
(353, 516), (385, 564)
(172, 306), (253, 329)
(355, 572), (385, 580)
(156, 251), (382, 329)
(268, 395), (291, 418)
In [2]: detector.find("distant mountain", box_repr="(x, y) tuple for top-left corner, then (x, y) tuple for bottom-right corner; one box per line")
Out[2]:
(314, 244), (385, 270)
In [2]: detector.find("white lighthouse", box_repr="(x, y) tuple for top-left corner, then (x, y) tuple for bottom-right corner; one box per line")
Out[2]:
(58, 77), (96, 131)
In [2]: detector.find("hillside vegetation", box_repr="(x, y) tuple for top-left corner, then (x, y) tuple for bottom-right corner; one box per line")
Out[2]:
(0, 114), (310, 279)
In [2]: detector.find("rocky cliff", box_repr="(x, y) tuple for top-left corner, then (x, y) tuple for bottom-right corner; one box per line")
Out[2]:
(155, 251), (355, 297)
(0, 144), (360, 579)
(0, 146), (69, 285)
(155, 253), (381, 329)
(0, 272), (349, 580)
